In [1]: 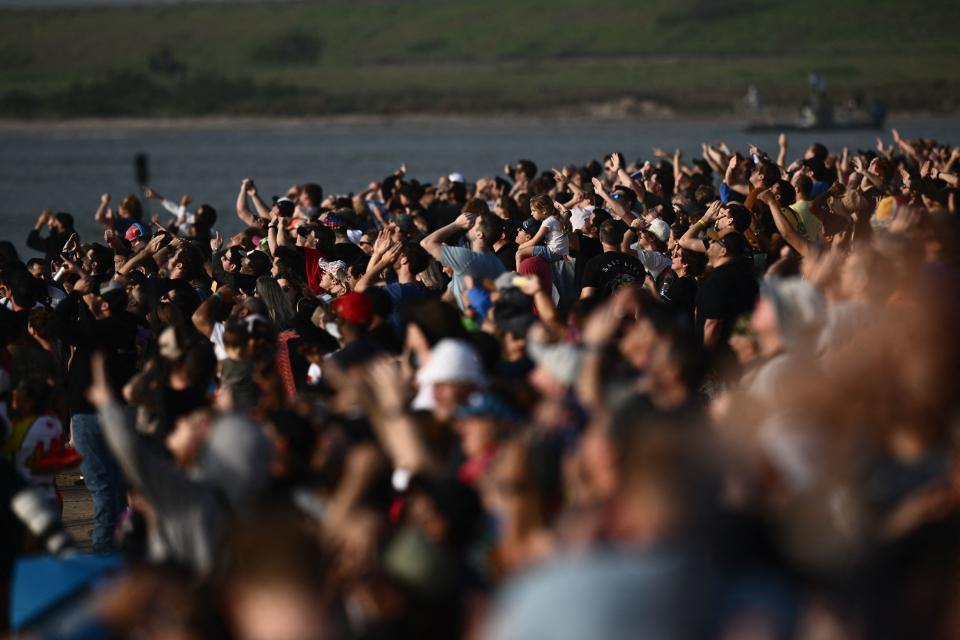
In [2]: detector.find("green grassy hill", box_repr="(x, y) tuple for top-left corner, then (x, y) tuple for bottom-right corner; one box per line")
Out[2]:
(1, 0), (958, 117)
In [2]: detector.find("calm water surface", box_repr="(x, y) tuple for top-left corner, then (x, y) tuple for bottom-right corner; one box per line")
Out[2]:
(2, 117), (958, 257)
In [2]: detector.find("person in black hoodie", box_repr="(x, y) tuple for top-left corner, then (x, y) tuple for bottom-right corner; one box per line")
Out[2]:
(26, 210), (74, 264)
(55, 278), (139, 551)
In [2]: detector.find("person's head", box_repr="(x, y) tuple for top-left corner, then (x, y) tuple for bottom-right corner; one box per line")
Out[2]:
(83, 243), (114, 277)
(27, 306), (55, 344)
(462, 197), (491, 217)
(528, 194), (555, 221)
(95, 281), (129, 319)
(11, 377), (51, 417)
(516, 217), (541, 244)
(603, 152), (623, 180)
(256, 276), (295, 329)
(241, 250), (272, 278)
(118, 194), (143, 220)
(396, 242), (430, 277)
(26, 258), (48, 281)
(193, 204), (217, 233)
(470, 212), (504, 250)
(298, 182), (323, 211)
(51, 212), (74, 234)
(772, 180), (797, 207)
(718, 202), (752, 233)
(417, 339), (486, 422)
(453, 392), (516, 464)
(752, 161), (780, 189)
(598, 218), (628, 248)
(514, 159), (538, 183)
(707, 231), (746, 267)
(494, 195), (522, 221)
(331, 291), (374, 339)
(611, 185), (638, 211)
(221, 246), (245, 273)
(169, 246), (202, 281)
(222, 322), (249, 360)
(804, 142), (828, 162)
(319, 260), (348, 294)
(869, 156), (894, 182)
(671, 246), (707, 278)
(792, 174), (814, 200)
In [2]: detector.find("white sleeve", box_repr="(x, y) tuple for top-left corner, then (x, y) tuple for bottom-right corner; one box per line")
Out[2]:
(162, 199), (188, 223)
(638, 250), (671, 278)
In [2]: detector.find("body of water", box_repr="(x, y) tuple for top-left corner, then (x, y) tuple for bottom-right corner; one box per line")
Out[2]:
(3, 116), (959, 259)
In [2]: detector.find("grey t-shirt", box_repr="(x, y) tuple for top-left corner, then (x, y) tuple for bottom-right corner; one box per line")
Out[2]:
(440, 244), (505, 312)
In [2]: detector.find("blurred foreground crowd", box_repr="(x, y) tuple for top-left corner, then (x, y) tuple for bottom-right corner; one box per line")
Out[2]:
(2, 130), (960, 639)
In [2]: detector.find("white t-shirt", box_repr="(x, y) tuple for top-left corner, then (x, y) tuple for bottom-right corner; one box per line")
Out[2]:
(542, 217), (569, 256)
(210, 321), (227, 361)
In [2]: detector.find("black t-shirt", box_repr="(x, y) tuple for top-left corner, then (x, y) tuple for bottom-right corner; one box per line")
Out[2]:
(495, 242), (519, 271)
(661, 274), (698, 316)
(573, 232), (603, 291)
(694, 260), (758, 347)
(581, 251), (646, 299)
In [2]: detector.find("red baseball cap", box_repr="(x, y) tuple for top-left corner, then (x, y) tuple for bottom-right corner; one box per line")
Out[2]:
(331, 292), (373, 327)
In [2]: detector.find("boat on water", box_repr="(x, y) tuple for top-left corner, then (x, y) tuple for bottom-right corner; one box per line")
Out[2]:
(741, 74), (886, 133)
(743, 116), (884, 133)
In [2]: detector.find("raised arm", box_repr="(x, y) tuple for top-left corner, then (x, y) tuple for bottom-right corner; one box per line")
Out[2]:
(591, 177), (635, 223)
(94, 193), (113, 228)
(356, 239), (401, 292)
(613, 152), (647, 204)
(776, 133), (788, 169)
(26, 210), (52, 252)
(677, 201), (718, 253)
(236, 178), (262, 227)
(757, 189), (814, 258)
(723, 155), (750, 197)
(191, 285), (234, 338)
(420, 212), (474, 261)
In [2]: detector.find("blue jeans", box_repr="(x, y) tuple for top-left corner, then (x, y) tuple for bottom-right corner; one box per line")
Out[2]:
(71, 413), (126, 551)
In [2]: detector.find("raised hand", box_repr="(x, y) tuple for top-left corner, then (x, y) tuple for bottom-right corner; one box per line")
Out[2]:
(454, 211), (478, 230)
(210, 231), (223, 253)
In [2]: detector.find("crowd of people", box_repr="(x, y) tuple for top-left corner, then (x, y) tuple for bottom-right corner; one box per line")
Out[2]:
(1, 129), (960, 638)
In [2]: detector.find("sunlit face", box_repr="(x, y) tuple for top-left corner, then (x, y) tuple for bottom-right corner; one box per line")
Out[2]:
(319, 269), (341, 293)
(670, 247), (684, 273)
(706, 239), (725, 264)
